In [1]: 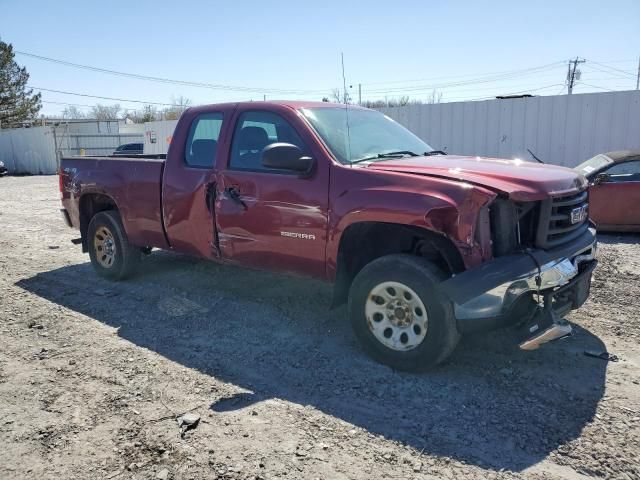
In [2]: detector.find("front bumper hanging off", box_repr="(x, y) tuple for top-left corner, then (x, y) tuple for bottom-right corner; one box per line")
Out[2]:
(439, 227), (598, 343)
(518, 259), (597, 350)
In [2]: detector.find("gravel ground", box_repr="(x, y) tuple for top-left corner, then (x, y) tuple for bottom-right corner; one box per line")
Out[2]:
(0, 175), (638, 480)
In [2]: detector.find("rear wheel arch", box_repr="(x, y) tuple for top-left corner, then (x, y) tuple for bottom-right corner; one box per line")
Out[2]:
(331, 221), (465, 308)
(79, 193), (120, 252)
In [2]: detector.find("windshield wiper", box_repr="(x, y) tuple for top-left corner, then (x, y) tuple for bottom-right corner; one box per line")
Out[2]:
(423, 150), (447, 156)
(351, 150), (420, 164)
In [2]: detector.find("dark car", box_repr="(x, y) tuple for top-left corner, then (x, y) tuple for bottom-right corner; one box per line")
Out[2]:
(575, 150), (640, 232)
(113, 142), (143, 156)
(0, 160), (7, 176)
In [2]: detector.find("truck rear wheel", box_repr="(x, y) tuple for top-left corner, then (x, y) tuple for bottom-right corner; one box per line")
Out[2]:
(348, 254), (459, 371)
(87, 210), (140, 280)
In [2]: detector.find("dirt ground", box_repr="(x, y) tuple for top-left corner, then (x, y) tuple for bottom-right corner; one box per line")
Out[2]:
(0, 175), (638, 480)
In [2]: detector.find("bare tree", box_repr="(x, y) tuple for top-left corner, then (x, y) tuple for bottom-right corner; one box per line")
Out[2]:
(330, 88), (351, 104)
(425, 89), (442, 104)
(124, 104), (158, 123)
(61, 105), (87, 119)
(140, 104), (158, 122)
(90, 103), (121, 120)
(162, 95), (192, 120)
(360, 90), (442, 109)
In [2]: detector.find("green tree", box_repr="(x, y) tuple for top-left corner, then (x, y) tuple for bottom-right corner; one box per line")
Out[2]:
(0, 40), (41, 128)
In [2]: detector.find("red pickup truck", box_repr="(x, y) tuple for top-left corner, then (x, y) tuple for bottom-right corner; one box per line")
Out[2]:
(60, 101), (597, 371)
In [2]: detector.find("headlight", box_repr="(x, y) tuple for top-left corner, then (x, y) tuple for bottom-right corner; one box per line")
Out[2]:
(0, 161), (4, 167)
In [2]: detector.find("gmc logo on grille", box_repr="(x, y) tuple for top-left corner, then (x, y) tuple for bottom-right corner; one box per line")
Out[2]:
(570, 204), (588, 224)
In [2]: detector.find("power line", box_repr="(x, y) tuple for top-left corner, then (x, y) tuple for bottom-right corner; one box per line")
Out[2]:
(362, 64), (566, 94)
(361, 61), (566, 87)
(576, 82), (614, 92)
(22, 49), (616, 103)
(30, 86), (180, 106)
(17, 50), (575, 98)
(586, 59), (636, 78)
(40, 100), (152, 113)
(583, 64), (636, 80)
(16, 50), (328, 95)
(41, 100), (94, 108)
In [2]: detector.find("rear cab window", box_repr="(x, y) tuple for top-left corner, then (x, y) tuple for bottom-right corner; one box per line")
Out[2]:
(185, 113), (224, 168)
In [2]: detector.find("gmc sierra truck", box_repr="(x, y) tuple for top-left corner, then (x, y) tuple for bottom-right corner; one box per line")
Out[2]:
(59, 101), (597, 371)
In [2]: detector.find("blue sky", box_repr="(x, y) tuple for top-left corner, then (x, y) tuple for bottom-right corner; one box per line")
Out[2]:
(2, 0), (639, 116)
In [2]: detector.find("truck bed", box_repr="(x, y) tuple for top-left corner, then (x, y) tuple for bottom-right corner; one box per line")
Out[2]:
(60, 155), (169, 250)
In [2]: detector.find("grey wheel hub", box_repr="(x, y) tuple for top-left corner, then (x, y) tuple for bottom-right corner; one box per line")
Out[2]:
(365, 281), (428, 351)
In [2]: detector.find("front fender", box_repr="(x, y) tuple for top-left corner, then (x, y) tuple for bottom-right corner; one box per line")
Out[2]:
(326, 175), (497, 280)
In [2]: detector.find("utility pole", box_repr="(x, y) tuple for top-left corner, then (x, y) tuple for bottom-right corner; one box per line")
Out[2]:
(636, 56), (639, 90)
(567, 57), (586, 94)
(358, 83), (362, 105)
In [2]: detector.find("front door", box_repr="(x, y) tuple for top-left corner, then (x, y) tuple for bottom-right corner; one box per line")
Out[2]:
(162, 110), (226, 258)
(214, 108), (329, 278)
(589, 159), (640, 229)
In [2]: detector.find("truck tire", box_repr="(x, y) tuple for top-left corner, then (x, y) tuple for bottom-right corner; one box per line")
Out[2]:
(348, 254), (460, 371)
(87, 210), (140, 280)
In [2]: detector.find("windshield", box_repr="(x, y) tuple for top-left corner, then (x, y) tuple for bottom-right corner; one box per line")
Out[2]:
(574, 154), (614, 176)
(300, 107), (434, 164)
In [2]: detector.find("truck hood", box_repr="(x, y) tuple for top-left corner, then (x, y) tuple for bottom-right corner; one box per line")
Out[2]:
(366, 155), (587, 201)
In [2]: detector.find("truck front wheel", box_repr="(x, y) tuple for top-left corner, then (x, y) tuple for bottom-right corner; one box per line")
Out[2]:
(87, 210), (140, 280)
(348, 254), (459, 371)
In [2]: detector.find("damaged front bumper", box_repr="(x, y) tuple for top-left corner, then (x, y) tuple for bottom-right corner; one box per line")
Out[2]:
(440, 226), (597, 337)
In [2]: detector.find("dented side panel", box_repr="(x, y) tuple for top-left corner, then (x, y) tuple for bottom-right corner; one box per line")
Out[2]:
(325, 166), (497, 281)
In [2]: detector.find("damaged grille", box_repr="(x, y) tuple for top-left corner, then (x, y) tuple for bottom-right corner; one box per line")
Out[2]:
(536, 189), (589, 249)
(489, 199), (539, 256)
(489, 189), (589, 256)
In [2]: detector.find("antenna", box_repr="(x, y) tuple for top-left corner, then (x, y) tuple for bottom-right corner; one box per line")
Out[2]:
(341, 52), (352, 165)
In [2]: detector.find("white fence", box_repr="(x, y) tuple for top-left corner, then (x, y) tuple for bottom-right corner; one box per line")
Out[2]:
(3, 90), (639, 174)
(379, 90), (640, 167)
(0, 126), (58, 174)
(0, 124), (144, 174)
(56, 132), (144, 157)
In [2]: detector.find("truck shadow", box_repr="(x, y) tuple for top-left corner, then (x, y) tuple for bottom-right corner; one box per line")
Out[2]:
(16, 251), (608, 472)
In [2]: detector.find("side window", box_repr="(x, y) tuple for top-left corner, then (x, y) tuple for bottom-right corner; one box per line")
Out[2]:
(604, 160), (640, 182)
(184, 112), (223, 168)
(229, 111), (306, 171)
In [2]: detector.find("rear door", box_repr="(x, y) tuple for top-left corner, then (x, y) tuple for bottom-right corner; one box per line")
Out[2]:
(214, 106), (330, 277)
(162, 107), (233, 258)
(589, 159), (640, 229)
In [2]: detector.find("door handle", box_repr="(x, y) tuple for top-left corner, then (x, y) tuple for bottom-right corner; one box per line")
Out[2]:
(225, 186), (248, 210)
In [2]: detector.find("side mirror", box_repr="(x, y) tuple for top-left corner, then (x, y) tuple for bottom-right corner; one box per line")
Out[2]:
(261, 143), (315, 175)
(593, 173), (610, 185)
